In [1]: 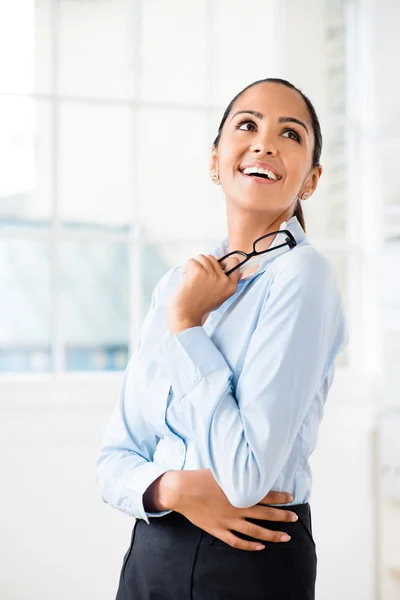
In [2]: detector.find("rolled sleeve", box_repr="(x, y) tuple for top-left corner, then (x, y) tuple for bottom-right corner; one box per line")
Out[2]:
(124, 461), (173, 523)
(156, 325), (229, 400)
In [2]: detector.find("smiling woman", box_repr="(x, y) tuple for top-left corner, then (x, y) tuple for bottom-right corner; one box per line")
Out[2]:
(96, 78), (347, 600)
(210, 78), (323, 237)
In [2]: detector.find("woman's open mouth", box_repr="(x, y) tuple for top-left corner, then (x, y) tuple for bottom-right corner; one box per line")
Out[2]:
(239, 166), (282, 185)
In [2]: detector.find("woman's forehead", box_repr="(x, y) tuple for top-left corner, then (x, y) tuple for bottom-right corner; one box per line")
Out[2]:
(232, 82), (311, 124)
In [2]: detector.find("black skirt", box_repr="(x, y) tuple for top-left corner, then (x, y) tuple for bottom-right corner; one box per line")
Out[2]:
(116, 502), (317, 600)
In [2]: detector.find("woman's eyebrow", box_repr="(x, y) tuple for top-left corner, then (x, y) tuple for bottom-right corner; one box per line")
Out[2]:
(230, 110), (309, 134)
(230, 109), (264, 121)
(279, 116), (309, 134)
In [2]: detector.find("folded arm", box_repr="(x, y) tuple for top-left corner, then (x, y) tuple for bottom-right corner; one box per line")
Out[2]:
(156, 252), (347, 508)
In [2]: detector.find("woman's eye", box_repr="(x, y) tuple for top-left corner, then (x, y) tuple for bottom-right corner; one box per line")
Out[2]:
(237, 120), (257, 132)
(282, 129), (301, 143)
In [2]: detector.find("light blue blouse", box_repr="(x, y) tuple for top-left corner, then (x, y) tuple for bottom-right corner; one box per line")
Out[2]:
(95, 216), (348, 523)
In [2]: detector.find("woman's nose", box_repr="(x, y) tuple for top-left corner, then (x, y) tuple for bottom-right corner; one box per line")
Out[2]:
(256, 148), (275, 156)
(250, 134), (278, 156)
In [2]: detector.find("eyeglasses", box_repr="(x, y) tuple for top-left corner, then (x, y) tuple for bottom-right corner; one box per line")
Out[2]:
(217, 230), (297, 276)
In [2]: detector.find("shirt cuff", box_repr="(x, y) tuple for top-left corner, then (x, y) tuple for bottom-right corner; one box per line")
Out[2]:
(156, 326), (229, 400)
(125, 461), (173, 524)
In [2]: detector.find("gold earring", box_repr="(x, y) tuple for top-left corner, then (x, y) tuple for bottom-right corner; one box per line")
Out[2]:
(301, 192), (310, 201)
(211, 171), (219, 183)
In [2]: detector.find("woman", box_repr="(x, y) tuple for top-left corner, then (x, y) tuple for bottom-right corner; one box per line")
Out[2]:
(96, 78), (347, 599)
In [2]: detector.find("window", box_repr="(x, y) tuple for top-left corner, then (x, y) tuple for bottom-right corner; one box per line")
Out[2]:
(0, 0), (352, 373)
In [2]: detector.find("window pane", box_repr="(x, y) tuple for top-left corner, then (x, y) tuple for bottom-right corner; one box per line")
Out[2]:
(382, 141), (400, 210)
(214, 0), (278, 106)
(0, 239), (51, 372)
(381, 247), (400, 396)
(59, 103), (133, 228)
(0, 98), (52, 225)
(60, 241), (129, 371)
(140, 0), (207, 105)
(319, 121), (347, 239)
(58, 0), (135, 98)
(305, 125), (347, 241)
(0, 0), (51, 94)
(137, 108), (225, 242)
(381, 141), (400, 243)
(309, 1), (347, 241)
(381, 248), (400, 328)
(383, 331), (400, 404)
(319, 250), (349, 367)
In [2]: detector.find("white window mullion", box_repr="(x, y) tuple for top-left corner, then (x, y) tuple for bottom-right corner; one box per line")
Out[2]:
(128, 0), (143, 355)
(50, 0), (63, 376)
(344, 0), (383, 376)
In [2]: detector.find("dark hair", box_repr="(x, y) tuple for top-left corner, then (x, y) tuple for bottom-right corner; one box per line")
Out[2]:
(212, 78), (323, 232)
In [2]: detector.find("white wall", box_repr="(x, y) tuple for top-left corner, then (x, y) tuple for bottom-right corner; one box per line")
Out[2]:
(310, 382), (377, 600)
(0, 379), (131, 600)
(0, 371), (377, 600)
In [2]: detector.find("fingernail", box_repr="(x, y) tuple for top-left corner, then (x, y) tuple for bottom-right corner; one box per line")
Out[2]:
(292, 514), (298, 522)
(289, 495), (294, 501)
(281, 534), (291, 542)
(255, 544), (265, 551)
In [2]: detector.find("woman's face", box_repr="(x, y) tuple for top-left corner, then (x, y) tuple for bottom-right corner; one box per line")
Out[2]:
(211, 82), (322, 217)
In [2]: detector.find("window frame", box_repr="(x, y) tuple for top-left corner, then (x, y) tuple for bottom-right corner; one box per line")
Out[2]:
(0, 0), (362, 378)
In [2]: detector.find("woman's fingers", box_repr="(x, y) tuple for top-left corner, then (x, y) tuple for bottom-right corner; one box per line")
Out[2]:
(216, 530), (269, 552)
(245, 504), (298, 523)
(232, 520), (292, 544)
(173, 471), (298, 552)
(191, 254), (217, 276)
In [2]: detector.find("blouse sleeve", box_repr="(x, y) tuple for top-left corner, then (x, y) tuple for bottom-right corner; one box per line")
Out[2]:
(154, 251), (348, 508)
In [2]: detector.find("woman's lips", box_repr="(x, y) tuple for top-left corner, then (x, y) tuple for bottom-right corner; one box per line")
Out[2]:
(239, 171), (281, 185)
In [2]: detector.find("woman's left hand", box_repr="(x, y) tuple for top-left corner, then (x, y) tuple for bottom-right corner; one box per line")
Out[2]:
(166, 254), (242, 334)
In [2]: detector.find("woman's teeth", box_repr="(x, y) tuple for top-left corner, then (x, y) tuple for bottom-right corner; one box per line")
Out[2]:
(241, 166), (279, 180)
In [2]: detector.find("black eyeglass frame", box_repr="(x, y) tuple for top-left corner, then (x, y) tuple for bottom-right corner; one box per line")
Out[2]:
(217, 230), (297, 276)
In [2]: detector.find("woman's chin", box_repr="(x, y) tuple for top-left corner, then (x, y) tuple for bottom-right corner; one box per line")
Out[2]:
(233, 195), (283, 212)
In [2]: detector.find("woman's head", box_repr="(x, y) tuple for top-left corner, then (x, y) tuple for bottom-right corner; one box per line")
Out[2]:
(210, 78), (323, 231)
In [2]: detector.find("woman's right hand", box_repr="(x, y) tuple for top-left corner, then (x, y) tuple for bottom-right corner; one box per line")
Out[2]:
(156, 469), (299, 552)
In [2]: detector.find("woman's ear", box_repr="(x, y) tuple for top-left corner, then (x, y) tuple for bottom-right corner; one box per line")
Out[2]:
(308, 164), (323, 195)
(210, 146), (218, 174)
(301, 165), (323, 199)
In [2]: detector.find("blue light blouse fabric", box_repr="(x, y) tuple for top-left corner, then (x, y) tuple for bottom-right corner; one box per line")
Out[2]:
(95, 216), (348, 524)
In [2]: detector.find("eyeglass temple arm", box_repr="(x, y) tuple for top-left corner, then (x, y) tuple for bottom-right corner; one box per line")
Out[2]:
(217, 230), (297, 264)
